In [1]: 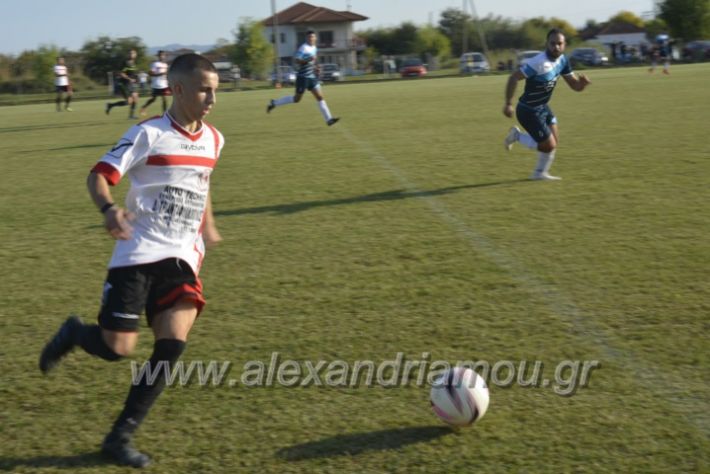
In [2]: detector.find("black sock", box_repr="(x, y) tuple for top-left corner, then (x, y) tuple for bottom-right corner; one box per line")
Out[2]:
(78, 324), (122, 361)
(55, 97), (61, 109)
(161, 98), (167, 112)
(130, 103), (136, 116)
(142, 97), (155, 108)
(65, 96), (72, 107)
(111, 100), (127, 108)
(110, 339), (186, 436)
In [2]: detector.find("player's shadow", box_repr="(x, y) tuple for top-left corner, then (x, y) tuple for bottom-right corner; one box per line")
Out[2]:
(276, 426), (454, 460)
(216, 179), (528, 217)
(0, 451), (109, 471)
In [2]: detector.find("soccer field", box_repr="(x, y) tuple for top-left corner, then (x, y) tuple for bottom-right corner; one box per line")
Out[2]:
(1, 64), (708, 473)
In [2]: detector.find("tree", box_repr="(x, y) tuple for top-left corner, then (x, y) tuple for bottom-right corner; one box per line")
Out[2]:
(659, 0), (710, 41)
(644, 18), (670, 41)
(414, 25), (451, 60)
(438, 8), (477, 56)
(81, 36), (146, 83)
(31, 45), (61, 85)
(232, 19), (273, 79)
(608, 11), (646, 28)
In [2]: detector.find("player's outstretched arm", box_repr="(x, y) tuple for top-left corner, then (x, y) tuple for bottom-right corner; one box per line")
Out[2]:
(563, 73), (591, 92)
(87, 172), (134, 240)
(503, 70), (525, 117)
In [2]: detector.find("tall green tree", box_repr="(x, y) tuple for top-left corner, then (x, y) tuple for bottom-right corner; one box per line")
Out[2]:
(81, 36), (146, 83)
(659, 0), (710, 41)
(232, 19), (273, 79)
(438, 8), (476, 56)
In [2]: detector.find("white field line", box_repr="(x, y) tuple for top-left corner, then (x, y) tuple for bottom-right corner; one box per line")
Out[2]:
(339, 126), (708, 438)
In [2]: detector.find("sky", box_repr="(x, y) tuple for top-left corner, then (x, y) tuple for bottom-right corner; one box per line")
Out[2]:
(2, 0), (657, 55)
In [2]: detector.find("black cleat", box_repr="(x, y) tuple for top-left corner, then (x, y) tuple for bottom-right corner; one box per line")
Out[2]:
(266, 100), (275, 113)
(102, 432), (151, 468)
(39, 315), (82, 373)
(327, 117), (340, 127)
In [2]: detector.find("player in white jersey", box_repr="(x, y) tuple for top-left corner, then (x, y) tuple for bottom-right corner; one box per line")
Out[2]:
(502, 29), (591, 180)
(39, 54), (224, 468)
(266, 30), (340, 126)
(140, 51), (170, 116)
(53, 57), (73, 112)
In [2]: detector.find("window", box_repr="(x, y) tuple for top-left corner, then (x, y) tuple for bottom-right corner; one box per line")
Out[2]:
(319, 31), (334, 48)
(280, 33), (286, 44)
(297, 32), (306, 45)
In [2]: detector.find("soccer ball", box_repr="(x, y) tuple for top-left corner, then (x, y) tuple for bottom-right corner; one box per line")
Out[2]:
(430, 367), (489, 427)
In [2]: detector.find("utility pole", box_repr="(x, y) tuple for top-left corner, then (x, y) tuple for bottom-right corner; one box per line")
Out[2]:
(462, 0), (468, 53)
(466, 0), (489, 56)
(271, 0), (281, 87)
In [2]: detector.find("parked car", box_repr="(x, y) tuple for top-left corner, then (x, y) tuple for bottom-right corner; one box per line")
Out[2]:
(570, 48), (609, 66)
(400, 58), (427, 77)
(459, 52), (490, 73)
(319, 63), (342, 81)
(682, 40), (710, 61)
(271, 66), (296, 85)
(517, 50), (542, 66)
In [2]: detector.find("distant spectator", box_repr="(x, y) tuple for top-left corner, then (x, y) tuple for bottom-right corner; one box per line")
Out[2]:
(232, 64), (241, 88)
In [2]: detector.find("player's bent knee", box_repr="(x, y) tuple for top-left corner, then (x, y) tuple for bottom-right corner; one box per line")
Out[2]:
(538, 138), (557, 153)
(102, 329), (139, 356)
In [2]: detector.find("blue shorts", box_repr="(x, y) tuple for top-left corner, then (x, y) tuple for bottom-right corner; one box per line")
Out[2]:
(516, 103), (558, 143)
(296, 76), (320, 94)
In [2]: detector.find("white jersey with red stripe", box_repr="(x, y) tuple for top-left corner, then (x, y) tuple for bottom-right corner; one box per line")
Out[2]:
(150, 60), (169, 89)
(92, 112), (224, 274)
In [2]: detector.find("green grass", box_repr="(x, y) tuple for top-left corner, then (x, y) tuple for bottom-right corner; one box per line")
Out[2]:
(1, 64), (708, 473)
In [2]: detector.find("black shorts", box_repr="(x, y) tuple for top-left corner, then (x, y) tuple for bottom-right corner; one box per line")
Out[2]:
(56, 85), (70, 93)
(98, 258), (205, 332)
(295, 76), (320, 94)
(516, 103), (557, 143)
(151, 87), (170, 97)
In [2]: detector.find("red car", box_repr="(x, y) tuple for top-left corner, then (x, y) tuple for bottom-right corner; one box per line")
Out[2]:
(400, 58), (427, 77)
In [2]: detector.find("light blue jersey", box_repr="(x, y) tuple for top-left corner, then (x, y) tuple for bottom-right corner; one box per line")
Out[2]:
(295, 43), (318, 78)
(518, 51), (572, 107)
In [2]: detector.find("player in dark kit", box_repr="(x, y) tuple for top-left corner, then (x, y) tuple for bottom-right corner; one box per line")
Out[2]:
(266, 30), (340, 126)
(106, 49), (141, 118)
(40, 54), (224, 468)
(502, 29), (591, 180)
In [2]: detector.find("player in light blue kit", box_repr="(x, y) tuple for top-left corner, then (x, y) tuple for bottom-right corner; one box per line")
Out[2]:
(502, 29), (591, 180)
(267, 30), (340, 126)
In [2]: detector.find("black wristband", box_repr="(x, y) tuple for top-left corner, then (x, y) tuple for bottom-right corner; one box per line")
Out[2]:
(100, 203), (115, 214)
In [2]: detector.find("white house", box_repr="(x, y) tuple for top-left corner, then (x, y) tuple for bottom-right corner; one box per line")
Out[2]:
(262, 2), (368, 72)
(595, 22), (648, 49)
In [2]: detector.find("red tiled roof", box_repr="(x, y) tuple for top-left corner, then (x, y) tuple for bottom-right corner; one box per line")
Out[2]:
(263, 2), (368, 26)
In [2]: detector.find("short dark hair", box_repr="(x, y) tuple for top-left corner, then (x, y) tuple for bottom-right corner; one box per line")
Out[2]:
(157, 50), (165, 55)
(547, 28), (565, 40)
(168, 53), (217, 81)
(306, 30), (315, 36)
